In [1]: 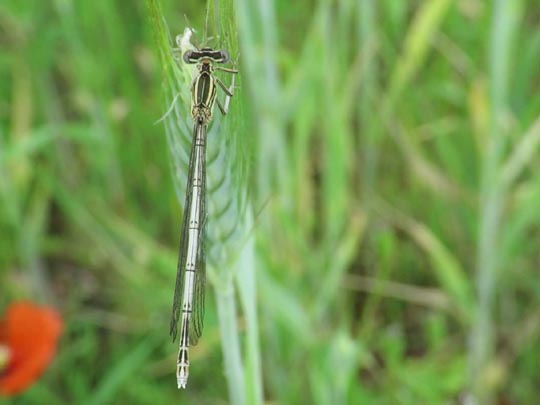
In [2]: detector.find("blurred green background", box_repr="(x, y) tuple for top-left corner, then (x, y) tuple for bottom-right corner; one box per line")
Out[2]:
(1, 0), (540, 403)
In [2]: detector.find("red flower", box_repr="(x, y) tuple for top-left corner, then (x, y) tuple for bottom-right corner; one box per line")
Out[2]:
(0, 302), (64, 396)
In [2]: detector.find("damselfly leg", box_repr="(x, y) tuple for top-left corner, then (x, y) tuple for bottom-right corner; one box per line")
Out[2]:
(215, 68), (237, 115)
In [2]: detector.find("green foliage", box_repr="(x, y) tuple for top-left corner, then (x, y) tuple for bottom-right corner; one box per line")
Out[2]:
(1, 0), (540, 403)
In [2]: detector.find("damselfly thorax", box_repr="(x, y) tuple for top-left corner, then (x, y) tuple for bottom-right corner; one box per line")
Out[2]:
(191, 61), (218, 122)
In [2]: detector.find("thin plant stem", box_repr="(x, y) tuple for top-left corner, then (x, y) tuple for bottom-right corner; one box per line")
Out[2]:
(235, 211), (263, 405)
(216, 284), (246, 405)
(468, 1), (521, 403)
(358, 0), (379, 203)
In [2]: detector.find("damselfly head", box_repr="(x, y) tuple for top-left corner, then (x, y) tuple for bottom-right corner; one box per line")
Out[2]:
(183, 48), (230, 65)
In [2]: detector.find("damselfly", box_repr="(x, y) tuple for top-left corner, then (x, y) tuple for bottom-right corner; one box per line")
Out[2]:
(169, 38), (238, 389)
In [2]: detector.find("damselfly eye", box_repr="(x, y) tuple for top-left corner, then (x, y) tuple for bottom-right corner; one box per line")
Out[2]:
(183, 51), (194, 64)
(220, 50), (230, 64)
(175, 34), (183, 47)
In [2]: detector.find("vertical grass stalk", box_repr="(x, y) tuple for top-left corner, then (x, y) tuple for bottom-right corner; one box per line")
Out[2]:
(468, 1), (522, 403)
(235, 211), (263, 404)
(233, 0), (286, 202)
(358, 0), (379, 202)
(216, 284), (246, 405)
